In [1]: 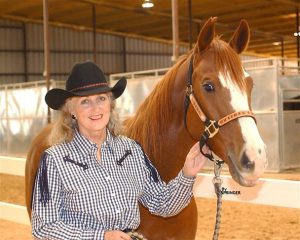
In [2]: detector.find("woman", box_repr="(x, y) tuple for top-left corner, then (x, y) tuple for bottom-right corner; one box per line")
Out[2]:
(31, 61), (208, 240)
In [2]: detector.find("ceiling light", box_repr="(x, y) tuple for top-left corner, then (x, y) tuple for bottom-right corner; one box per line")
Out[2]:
(272, 42), (280, 46)
(294, 32), (300, 37)
(142, 0), (154, 9)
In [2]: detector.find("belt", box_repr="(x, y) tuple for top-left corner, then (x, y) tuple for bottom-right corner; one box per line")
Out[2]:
(123, 229), (148, 240)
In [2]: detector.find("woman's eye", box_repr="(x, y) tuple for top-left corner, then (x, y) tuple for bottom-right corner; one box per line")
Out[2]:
(96, 95), (107, 103)
(99, 96), (106, 101)
(203, 82), (215, 92)
(80, 99), (89, 105)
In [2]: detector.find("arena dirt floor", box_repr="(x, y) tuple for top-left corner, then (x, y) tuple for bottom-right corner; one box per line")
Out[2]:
(1, 169), (299, 240)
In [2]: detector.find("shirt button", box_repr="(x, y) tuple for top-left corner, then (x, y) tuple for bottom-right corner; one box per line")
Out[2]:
(105, 176), (110, 181)
(116, 209), (121, 214)
(111, 193), (116, 197)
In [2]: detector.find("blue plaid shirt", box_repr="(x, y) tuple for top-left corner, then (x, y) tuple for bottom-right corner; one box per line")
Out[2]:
(31, 129), (195, 239)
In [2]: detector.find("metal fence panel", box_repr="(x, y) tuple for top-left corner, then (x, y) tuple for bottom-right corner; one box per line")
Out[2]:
(0, 82), (48, 156)
(113, 76), (161, 119)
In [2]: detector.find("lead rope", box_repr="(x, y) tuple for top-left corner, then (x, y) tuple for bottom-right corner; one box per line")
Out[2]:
(198, 128), (224, 240)
(212, 159), (224, 240)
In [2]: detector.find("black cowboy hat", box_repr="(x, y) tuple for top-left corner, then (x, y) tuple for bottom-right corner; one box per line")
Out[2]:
(45, 61), (127, 110)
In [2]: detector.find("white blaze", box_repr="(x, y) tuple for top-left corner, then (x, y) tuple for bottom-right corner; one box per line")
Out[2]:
(218, 71), (267, 178)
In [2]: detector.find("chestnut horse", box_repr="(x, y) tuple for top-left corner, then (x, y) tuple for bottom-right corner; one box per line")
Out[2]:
(25, 17), (267, 240)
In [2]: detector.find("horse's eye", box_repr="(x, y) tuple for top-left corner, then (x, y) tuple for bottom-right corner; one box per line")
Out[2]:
(203, 82), (215, 92)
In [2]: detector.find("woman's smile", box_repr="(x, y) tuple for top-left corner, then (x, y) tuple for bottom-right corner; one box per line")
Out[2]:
(89, 114), (104, 121)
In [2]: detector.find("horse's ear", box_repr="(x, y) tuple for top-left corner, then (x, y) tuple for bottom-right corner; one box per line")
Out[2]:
(229, 19), (250, 54)
(196, 17), (217, 53)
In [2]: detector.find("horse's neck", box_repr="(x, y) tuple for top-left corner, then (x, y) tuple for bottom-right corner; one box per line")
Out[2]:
(156, 126), (196, 181)
(127, 109), (194, 181)
(125, 59), (195, 181)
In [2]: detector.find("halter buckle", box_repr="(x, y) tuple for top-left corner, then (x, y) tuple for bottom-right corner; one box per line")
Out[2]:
(205, 120), (219, 138)
(186, 85), (193, 96)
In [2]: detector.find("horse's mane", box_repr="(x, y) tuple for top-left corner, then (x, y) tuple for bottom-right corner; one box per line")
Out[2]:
(211, 36), (245, 89)
(123, 54), (189, 160)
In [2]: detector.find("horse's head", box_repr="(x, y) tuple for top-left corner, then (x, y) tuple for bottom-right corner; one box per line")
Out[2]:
(186, 17), (267, 186)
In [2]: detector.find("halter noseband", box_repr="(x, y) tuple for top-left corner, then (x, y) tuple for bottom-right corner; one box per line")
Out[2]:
(184, 55), (256, 164)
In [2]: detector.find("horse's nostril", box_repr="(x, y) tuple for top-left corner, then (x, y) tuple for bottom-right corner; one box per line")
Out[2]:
(241, 151), (255, 172)
(258, 148), (262, 154)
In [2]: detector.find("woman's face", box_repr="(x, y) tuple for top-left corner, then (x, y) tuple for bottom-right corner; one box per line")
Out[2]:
(71, 93), (111, 137)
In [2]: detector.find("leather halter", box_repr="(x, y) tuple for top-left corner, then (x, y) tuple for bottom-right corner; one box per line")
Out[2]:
(184, 55), (256, 163)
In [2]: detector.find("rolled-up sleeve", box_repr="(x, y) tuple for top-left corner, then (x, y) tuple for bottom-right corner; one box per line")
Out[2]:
(31, 153), (105, 240)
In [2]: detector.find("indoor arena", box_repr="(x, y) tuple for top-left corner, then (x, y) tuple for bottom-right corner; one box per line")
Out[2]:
(0, 1), (299, 240)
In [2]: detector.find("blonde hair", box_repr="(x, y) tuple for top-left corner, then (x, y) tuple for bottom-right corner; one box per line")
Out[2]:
(47, 94), (122, 146)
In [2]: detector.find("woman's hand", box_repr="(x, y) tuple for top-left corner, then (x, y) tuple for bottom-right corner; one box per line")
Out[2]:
(104, 230), (131, 240)
(182, 143), (210, 178)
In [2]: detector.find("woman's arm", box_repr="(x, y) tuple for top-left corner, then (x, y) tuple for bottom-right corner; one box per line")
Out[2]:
(138, 142), (207, 217)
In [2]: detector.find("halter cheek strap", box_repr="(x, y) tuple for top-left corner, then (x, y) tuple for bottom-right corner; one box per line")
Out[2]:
(184, 55), (256, 164)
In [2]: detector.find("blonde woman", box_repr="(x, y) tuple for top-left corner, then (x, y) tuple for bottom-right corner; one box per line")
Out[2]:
(31, 61), (208, 240)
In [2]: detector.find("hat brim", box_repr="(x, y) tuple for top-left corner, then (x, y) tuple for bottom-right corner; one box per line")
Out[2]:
(45, 77), (127, 110)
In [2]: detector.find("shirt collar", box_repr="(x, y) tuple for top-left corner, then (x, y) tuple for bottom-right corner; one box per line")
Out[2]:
(72, 128), (115, 156)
